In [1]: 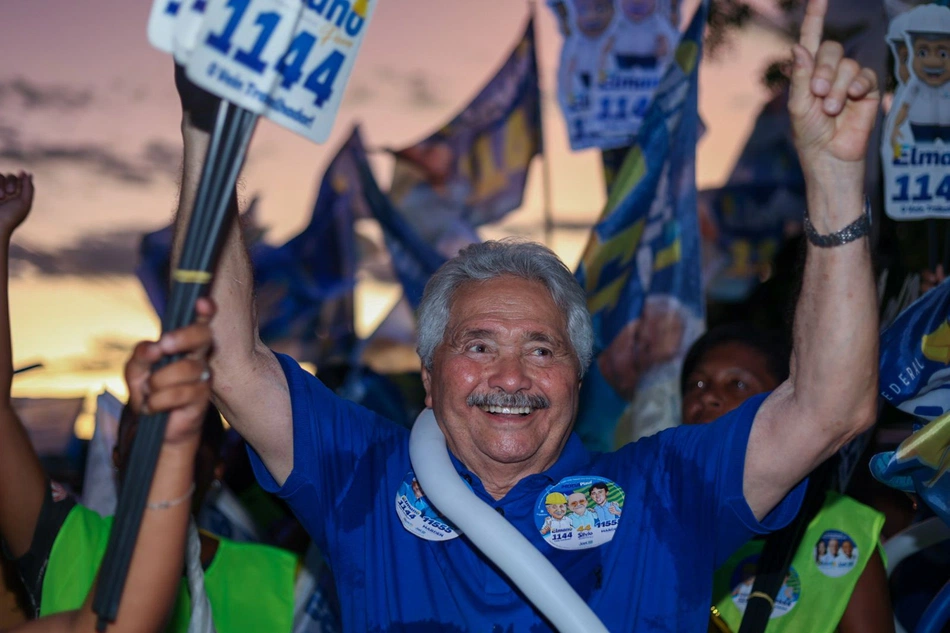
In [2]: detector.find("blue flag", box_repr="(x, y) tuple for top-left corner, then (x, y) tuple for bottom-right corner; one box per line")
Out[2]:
(136, 141), (362, 365)
(137, 222), (174, 319)
(350, 128), (447, 309)
(879, 277), (950, 420)
(573, 4), (707, 451)
(251, 137), (363, 365)
(870, 278), (950, 523)
(870, 412), (950, 525)
(388, 18), (541, 254)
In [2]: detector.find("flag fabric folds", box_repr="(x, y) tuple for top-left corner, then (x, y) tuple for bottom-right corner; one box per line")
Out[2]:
(136, 140), (363, 366)
(573, 4), (707, 452)
(870, 412), (950, 525)
(250, 134), (363, 365)
(872, 278), (950, 523)
(388, 18), (542, 257)
(354, 128), (447, 309)
(879, 277), (950, 421)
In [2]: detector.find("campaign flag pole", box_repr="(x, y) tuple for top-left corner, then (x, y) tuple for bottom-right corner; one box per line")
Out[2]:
(119, 0), (371, 626)
(92, 99), (258, 631)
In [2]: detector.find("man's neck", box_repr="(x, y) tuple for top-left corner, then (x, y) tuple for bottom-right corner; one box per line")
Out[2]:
(465, 456), (556, 500)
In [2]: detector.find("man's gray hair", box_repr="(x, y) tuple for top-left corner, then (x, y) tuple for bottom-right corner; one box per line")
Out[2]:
(416, 239), (593, 377)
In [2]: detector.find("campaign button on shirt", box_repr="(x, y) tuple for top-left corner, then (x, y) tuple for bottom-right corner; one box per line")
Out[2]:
(730, 555), (801, 619)
(394, 468), (463, 541)
(814, 529), (860, 578)
(535, 476), (625, 551)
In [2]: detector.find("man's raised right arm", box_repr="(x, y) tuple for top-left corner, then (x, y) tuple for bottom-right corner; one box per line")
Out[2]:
(173, 71), (294, 484)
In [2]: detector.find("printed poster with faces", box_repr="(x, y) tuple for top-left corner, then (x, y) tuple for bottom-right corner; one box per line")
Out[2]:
(547, 0), (681, 150)
(882, 3), (950, 220)
(148, 0), (376, 143)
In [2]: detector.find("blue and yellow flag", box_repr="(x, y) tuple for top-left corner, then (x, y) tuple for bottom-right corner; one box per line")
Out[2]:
(136, 137), (363, 366)
(388, 18), (541, 253)
(250, 133), (363, 365)
(879, 277), (950, 420)
(573, 4), (707, 451)
(871, 412), (950, 524)
(872, 278), (950, 523)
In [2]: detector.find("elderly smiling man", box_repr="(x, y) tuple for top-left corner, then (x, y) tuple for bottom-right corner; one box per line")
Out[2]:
(171, 0), (880, 629)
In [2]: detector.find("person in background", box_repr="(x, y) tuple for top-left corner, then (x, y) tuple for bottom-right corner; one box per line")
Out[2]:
(0, 178), (213, 632)
(0, 173), (299, 632)
(682, 322), (893, 633)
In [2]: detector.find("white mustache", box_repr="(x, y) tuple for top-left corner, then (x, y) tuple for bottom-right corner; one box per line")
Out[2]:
(467, 392), (550, 409)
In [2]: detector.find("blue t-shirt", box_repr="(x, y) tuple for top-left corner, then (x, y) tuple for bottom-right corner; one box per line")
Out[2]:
(248, 354), (806, 632)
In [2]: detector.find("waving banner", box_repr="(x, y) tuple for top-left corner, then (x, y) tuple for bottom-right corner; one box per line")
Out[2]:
(882, 3), (950, 220)
(389, 19), (541, 256)
(353, 129), (448, 309)
(149, 0), (377, 143)
(573, 4), (705, 451)
(879, 276), (950, 420)
(870, 411), (950, 525)
(137, 136), (364, 365)
(548, 0), (680, 150)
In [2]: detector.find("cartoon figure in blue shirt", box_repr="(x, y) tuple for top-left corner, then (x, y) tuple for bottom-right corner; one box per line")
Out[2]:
(590, 481), (622, 525)
(567, 492), (596, 531)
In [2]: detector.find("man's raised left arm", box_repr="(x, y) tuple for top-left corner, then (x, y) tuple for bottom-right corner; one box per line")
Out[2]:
(744, 0), (881, 520)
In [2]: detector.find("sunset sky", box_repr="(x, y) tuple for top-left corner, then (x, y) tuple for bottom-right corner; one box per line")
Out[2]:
(0, 0), (792, 437)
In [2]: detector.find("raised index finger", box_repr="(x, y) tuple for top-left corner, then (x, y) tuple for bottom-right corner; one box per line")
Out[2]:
(799, 0), (827, 56)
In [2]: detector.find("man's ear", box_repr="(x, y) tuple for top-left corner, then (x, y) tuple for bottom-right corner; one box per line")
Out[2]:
(421, 363), (434, 409)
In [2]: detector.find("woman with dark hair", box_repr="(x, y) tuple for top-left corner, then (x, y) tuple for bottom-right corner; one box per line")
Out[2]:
(682, 323), (893, 633)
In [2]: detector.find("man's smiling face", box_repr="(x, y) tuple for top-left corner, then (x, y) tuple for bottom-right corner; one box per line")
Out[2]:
(912, 35), (950, 87)
(547, 503), (568, 520)
(421, 275), (581, 485)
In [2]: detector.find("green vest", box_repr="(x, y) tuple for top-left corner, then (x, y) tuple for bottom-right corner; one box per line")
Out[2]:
(712, 492), (884, 633)
(41, 504), (297, 633)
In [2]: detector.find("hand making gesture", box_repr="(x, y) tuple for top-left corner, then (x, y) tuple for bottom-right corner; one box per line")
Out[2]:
(0, 172), (34, 240)
(788, 0), (879, 203)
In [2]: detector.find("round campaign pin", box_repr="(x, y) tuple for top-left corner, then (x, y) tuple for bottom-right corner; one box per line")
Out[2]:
(813, 529), (860, 578)
(394, 468), (464, 542)
(534, 476), (625, 551)
(730, 555), (801, 619)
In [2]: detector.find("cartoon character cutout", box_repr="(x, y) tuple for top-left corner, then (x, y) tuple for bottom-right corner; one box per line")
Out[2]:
(605, 0), (678, 73)
(890, 5), (950, 148)
(881, 4), (950, 221)
(555, 0), (618, 143)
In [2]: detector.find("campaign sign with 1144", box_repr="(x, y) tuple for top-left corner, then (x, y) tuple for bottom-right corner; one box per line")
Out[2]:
(148, 0), (376, 143)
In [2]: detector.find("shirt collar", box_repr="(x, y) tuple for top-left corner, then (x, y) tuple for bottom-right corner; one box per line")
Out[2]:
(447, 432), (592, 497)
